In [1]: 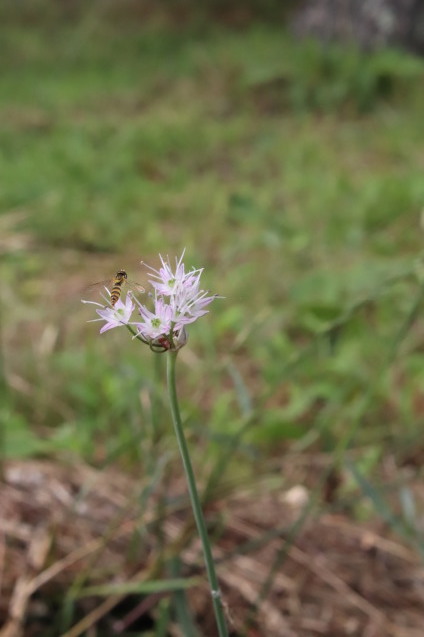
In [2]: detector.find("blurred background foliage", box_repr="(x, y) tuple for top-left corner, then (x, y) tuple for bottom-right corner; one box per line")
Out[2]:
(2, 0), (424, 632)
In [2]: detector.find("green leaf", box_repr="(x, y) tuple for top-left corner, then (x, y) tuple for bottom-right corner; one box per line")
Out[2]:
(74, 576), (202, 598)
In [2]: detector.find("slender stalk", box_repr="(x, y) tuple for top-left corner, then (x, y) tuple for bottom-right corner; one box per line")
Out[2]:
(166, 350), (228, 637)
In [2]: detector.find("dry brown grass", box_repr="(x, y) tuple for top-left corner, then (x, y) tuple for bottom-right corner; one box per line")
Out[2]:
(1, 459), (424, 636)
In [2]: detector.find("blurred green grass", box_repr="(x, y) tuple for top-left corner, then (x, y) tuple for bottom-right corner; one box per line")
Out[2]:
(2, 2), (424, 547)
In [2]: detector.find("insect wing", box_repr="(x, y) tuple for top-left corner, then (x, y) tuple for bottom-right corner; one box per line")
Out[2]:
(82, 279), (114, 303)
(124, 279), (145, 299)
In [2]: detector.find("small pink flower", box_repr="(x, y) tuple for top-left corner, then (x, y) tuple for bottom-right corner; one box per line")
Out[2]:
(82, 294), (135, 333)
(147, 249), (203, 297)
(135, 296), (175, 340)
(171, 286), (217, 324)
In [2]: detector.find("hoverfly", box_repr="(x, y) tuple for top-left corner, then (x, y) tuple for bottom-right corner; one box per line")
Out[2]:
(84, 269), (145, 307)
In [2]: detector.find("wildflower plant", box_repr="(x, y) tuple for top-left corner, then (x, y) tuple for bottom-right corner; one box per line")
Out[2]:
(82, 252), (228, 636)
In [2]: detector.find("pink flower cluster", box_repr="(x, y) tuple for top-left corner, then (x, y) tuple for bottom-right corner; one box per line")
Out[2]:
(83, 252), (219, 350)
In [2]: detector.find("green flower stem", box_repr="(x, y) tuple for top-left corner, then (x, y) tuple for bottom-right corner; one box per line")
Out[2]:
(166, 350), (228, 637)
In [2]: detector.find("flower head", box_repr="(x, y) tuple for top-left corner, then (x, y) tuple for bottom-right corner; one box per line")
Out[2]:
(84, 252), (220, 350)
